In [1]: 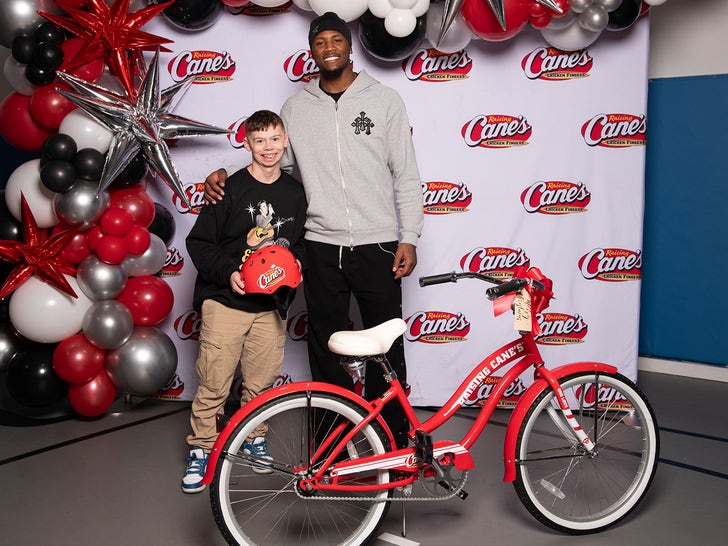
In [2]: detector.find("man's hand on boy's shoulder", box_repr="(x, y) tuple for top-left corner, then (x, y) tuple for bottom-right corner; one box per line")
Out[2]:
(204, 168), (229, 204)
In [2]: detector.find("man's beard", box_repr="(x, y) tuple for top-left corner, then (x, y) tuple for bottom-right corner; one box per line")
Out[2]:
(318, 62), (348, 80)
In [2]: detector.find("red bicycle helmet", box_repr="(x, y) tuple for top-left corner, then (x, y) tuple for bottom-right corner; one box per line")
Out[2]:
(242, 245), (301, 294)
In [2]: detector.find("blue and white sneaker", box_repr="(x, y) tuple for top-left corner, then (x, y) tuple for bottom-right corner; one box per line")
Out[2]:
(243, 437), (274, 474)
(181, 448), (208, 493)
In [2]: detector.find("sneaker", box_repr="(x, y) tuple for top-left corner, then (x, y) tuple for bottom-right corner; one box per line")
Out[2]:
(243, 437), (274, 474)
(181, 448), (208, 494)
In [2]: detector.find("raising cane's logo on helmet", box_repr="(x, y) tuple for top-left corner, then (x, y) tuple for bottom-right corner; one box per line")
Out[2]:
(167, 50), (236, 84)
(462, 114), (532, 148)
(284, 49), (321, 83)
(578, 248), (642, 282)
(462, 376), (527, 408)
(521, 47), (593, 81)
(172, 183), (205, 215)
(536, 312), (588, 345)
(160, 247), (183, 278)
(287, 311), (308, 342)
(174, 309), (201, 341)
(403, 48), (472, 82)
(521, 180), (591, 215)
(581, 113), (646, 147)
(461, 247), (530, 278)
(405, 311), (470, 343)
(154, 374), (185, 399)
(422, 181), (472, 214)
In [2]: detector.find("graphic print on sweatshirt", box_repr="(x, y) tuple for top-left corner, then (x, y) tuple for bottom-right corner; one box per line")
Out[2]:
(239, 199), (295, 267)
(352, 111), (375, 135)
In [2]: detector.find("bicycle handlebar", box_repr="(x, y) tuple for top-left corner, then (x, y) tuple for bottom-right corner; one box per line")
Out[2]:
(419, 271), (537, 300)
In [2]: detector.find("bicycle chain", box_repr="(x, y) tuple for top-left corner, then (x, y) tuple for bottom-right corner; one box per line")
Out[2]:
(292, 470), (469, 502)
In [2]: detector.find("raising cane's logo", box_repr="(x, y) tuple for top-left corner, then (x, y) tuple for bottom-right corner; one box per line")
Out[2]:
(581, 113), (646, 147)
(155, 374), (185, 399)
(462, 377), (527, 408)
(460, 247), (530, 278)
(287, 311), (308, 342)
(172, 183), (205, 215)
(253, 264), (289, 292)
(405, 311), (470, 343)
(578, 248), (642, 282)
(174, 309), (201, 341)
(462, 114), (532, 148)
(403, 48), (472, 81)
(521, 180), (590, 214)
(422, 181), (472, 214)
(536, 313), (588, 345)
(229, 2), (291, 16)
(284, 49), (320, 83)
(521, 47), (593, 80)
(160, 247), (183, 277)
(167, 50), (236, 84)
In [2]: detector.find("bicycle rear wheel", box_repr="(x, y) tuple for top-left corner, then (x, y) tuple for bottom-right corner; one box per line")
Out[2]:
(514, 372), (659, 534)
(210, 392), (392, 546)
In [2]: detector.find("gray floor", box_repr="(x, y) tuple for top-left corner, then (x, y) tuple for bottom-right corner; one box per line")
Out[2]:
(1, 371), (726, 546)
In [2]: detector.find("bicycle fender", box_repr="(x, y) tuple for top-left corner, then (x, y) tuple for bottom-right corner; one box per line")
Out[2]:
(502, 361), (618, 483)
(201, 381), (392, 485)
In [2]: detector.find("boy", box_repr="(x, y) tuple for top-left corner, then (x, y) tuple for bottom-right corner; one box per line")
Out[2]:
(181, 110), (306, 493)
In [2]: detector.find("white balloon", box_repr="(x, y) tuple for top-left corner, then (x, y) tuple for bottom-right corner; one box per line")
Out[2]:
(368, 0), (392, 19)
(425, 2), (473, 53)
(309, 0), (368, 21)
(250, 0), (288, 6)
(391, 0), (417, 9)
(385, 8), (417, 38)
(411, 0), (429, 17)
(58, 109), (113, 153)
(644, 0), (668, 5)
(5, 159), (59, 228)
(3, 56), (36, 96)
(291, 0), (313, 10)
(8, 275), (94, 343)
(541, 21), (602, 51)
(547, 10), (576, 30)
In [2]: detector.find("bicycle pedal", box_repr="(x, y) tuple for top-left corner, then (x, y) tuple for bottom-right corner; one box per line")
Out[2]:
(414, 430), (433, 464)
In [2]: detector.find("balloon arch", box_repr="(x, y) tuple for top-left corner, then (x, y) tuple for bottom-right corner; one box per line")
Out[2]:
(0, 0), (665, 420)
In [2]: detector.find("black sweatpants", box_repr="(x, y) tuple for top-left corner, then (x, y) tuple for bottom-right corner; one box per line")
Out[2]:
(303, 240), (409, 439)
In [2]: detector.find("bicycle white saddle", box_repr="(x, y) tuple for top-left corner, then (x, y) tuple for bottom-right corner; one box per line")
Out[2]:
(327, 318), (407, 356)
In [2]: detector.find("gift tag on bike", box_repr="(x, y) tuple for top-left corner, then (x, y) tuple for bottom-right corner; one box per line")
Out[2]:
(514, 288), (532, 331)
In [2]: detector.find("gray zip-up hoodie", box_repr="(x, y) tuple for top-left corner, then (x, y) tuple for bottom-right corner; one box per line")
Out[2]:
(280, 70), (423, 248)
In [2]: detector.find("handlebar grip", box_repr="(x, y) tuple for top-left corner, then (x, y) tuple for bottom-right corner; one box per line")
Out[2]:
(485, 277), (527, 301)
(419, 272), (457, 287)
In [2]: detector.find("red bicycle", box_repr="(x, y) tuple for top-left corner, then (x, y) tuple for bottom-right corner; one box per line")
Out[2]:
(201, 267), (659, 545)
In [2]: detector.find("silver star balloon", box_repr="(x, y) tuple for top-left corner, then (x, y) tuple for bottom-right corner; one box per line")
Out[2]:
(55, 49), (231, 208)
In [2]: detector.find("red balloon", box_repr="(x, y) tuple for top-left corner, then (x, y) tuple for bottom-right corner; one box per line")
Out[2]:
(109, 187), (155, 228)
(116, 276), (174, 326)
(29, 83), (77, 132)
(53, 333), (106, 383)
(61, 38), (105, 83)
(57, 229), (92, 264)
(100, 207), (134, 237)
(461, 0), (530, 41)
(0, 93), (54, 152)
(125, 225), (151, 255)
(86, 226), (103, 251)
(95, 235), (128, 264)
(68, 371), (117, 417)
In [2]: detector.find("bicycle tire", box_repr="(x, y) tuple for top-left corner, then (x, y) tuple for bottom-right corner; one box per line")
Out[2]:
(210, 391), (392, 546)
(514, 371), (659, 534)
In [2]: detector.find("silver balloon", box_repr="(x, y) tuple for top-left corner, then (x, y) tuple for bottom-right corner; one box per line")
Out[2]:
(121, 233), (167, 276)
(105, 326), (177, 396)
(598, 0), (623, 12)
(53, 180), (110, 230)
(579, 5), (609, 32)
(569, 0), (594, 13)
(82, 300), (134, 350)
(0, 0), (63, 48)
(77, 256), (128, 300)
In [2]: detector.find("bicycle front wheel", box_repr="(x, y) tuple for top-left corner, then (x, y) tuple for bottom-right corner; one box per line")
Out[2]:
(514, 372), (659, 534)
(210, 392), (392, 546)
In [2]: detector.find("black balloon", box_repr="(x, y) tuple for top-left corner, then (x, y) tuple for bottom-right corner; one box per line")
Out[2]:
(34, 22), (65, 46)
(32, 42), (64, 70)
(73, 148), (106, 180)
(111, 152), (148, 187)
(6, 344), (67, 408)
(148, 202), (176, 246)
(11, 34), (35, 64)
(357, 10), (426, 62)
(42, 133), (78, 165)
(40, 159), (77, 193)
(25, 64), (56, 86)
(163, 0), (223, 31)
(607, 0), (641, 31)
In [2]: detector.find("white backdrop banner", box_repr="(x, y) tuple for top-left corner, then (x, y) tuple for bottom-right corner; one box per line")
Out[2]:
(144, 9), (648, 407)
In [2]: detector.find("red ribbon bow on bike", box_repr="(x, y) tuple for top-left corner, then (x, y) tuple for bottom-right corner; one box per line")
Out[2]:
(492, 266), (554, 335)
